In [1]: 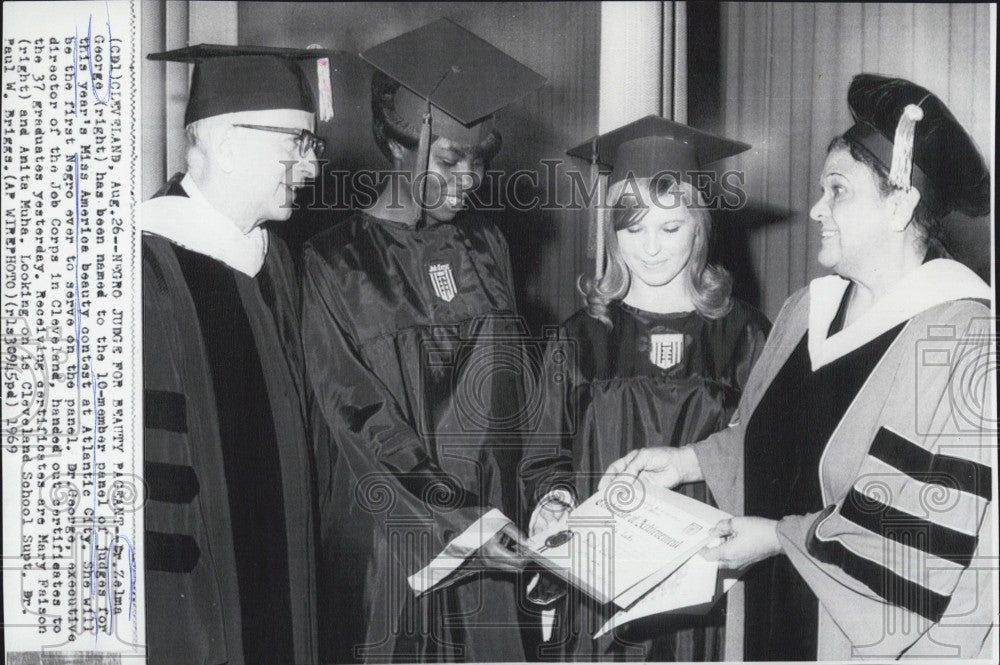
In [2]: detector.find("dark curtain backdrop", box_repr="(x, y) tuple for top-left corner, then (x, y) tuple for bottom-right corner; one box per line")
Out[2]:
(714, 2), (993, 320)
(239, 1), (601, 332)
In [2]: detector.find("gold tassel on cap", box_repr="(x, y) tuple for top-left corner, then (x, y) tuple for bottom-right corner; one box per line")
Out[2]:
(414, 104), (432, 216)
(889, 103), (924, 190)
(591, 138), (606, 282)
(307, 45), (334, 122)
(315, 58), (334, 122)
(412, 67), (459, 224)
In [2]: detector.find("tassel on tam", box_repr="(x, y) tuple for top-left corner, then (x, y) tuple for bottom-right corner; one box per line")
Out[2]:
(146, 43), (344, 126)
(888, 103), (924, 190)
(306, 45), (335, 122)
(845, 73), (990, 218)
(314, 57), (335, 122)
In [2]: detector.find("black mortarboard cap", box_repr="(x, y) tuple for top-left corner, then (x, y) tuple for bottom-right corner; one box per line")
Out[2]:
(567, 115), (751, 185)
(361, 18), (546, 145)
(147, 44), (344, 126)
(844, 73), (990, 217)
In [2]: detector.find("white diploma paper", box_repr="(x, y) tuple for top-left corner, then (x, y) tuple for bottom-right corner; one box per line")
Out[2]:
(526, 480), (730, 608)
(594, 553), (739, 638)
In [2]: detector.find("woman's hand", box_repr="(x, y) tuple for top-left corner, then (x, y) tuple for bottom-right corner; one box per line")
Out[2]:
(701, 516), (782, 569)
(597, 445), (703, 492)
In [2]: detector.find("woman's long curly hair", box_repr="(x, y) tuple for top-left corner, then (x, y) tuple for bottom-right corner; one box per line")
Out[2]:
(578, 176), (733, 327)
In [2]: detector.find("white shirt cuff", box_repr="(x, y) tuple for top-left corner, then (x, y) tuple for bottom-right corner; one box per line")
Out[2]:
(407, 508), (511, 595)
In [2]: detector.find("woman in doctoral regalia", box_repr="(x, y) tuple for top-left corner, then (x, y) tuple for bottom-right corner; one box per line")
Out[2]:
(301, 19), (547, 664)
(522, 117), (770, 661)
(601, 75), (995, 660)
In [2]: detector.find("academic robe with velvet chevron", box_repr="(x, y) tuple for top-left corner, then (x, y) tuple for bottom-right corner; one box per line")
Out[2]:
(142, 180), (318, 665)
(302, 211), (529, 663)
(691, 259), (995, 660)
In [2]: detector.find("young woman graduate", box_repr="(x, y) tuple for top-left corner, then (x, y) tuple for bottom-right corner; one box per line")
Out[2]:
(522, 116), (770, 661)
(601, 75), (995, 660)
(300, 19), (546, 663)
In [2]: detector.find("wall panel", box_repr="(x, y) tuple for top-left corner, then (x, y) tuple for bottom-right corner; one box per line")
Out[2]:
(718, 2), (993, 319)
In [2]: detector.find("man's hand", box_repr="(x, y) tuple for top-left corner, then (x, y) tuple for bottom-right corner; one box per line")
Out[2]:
(597, 445), (703, 492)
(701, 516), (782, 569)
(529, 490), (574, 539)
(478, 522), (529, 573)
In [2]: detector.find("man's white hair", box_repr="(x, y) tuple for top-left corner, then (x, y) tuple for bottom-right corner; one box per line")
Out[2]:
(185, 116), (231, 178)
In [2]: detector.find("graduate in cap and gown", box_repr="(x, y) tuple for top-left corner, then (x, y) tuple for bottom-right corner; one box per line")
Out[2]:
(139, 44), (337, 665)
(300, 19), (545, 663)
(601, 75), (995, 660)
(521, 117), (770, 661)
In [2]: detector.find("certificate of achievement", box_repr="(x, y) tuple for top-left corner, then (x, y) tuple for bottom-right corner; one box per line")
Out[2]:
(525, 480), (730, 608)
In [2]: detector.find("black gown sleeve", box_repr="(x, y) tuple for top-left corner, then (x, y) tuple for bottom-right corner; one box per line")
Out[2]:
(519, 324), (580, 517)
(301, 245), (495, 580)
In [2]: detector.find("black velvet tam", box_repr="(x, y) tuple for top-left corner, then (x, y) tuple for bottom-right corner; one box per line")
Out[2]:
(844, 73), (990, 217)
(148, 44), (344, 125)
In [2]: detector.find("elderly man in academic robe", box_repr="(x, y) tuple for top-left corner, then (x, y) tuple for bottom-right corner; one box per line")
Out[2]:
(138, 45), (335, 665)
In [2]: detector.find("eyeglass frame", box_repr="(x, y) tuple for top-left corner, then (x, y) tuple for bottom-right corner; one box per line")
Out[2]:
(232, 123), (326, 158)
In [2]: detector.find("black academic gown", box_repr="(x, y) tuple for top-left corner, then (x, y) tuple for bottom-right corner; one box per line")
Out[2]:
(523, 299), (770, 661)
(143, 181), (317, 665)
(302, 212), (529, 663)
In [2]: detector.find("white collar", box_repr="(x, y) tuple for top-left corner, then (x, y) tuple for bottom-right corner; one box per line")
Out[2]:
(139, 174), (268, 277)
(808, 259), (992, 370)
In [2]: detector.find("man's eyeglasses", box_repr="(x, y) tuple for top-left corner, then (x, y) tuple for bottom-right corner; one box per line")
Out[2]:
(232, 124), (326, 158)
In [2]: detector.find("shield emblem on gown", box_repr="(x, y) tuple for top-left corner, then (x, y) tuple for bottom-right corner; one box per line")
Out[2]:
(428, 262), (457, 302)
(649, 333), (684, 370)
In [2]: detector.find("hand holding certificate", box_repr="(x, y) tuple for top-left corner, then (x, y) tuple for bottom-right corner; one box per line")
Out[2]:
(524, 479), (731, 610)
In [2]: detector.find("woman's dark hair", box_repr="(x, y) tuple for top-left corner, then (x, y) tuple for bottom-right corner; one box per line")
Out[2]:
(370, 70), (501, 163)
(827, 136), (946, 257)
(371, 71), (419, 161)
